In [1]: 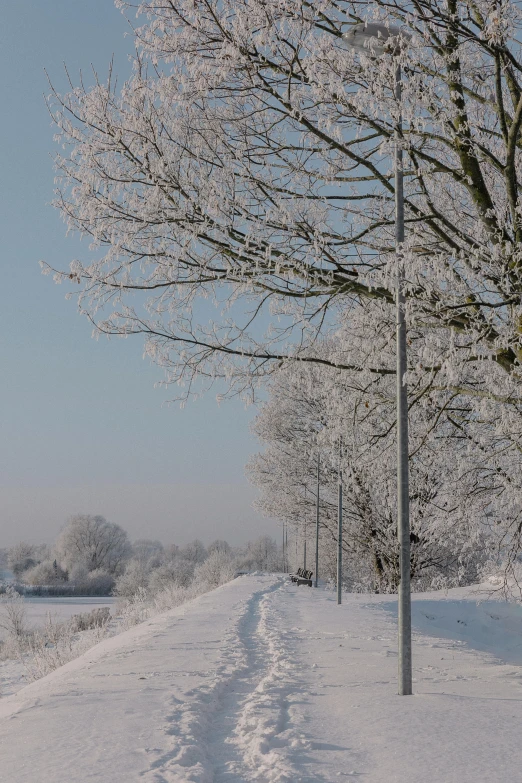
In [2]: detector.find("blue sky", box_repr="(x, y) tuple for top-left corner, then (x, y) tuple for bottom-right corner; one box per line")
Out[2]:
(0, 1), (276, 548)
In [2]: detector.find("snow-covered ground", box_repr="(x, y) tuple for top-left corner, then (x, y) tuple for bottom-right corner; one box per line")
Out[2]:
(0, 596), (117, 643)
(1, 575), (522, 782)
(0, 596), (117, 698)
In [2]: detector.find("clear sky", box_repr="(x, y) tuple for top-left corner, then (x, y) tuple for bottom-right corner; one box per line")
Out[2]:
(0, 1), (277, 549)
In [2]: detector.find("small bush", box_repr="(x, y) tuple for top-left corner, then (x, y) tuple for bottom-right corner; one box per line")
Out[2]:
(67, 567), (114, 596)
(113, 559), (149, 599)
(70, 607), (111, 632)
(152, 583), (196, 614)
(148, 559), (195, 591)
(25, 614), (108, 682)
(193, 550), (236, 590)
(23, 559), (68, 586)
(0, 586), (27, 643)
(83, 569), (115, 595)
(118, 587), (151, 629)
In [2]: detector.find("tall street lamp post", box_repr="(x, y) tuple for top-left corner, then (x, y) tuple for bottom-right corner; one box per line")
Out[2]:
(315, 453), (320, 588)
(342, 22), (412, 695)
(303, 484), (307, 571)
(337, 437), (343, 605)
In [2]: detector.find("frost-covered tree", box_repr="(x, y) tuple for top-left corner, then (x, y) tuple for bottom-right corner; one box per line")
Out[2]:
(113, 559), (150, 598)
(45, 0), (522, 408)
(180, 539), (207, 565)
(148, 559), (196, 590)
(7, 543), (37, 577)
(247, 345), (507, 591)
(235, 536), (283, 572)
(207, 540), (231, 556)
(23, 560), (68, 586)
(7, 542), (48, 578)
(163, 544), (180, 562)
(45, 1), (522, 575)
(65, 565), (115, 596)
(131, 539), (164, 566)
(56, 515), (131, 575)
(193, 550), (236, 589)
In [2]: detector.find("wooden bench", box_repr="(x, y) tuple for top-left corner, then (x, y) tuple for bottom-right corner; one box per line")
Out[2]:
(290, 567), (313, 586)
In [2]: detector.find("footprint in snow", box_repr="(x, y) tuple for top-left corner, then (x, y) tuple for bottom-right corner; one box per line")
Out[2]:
(172, 744), (205, 768)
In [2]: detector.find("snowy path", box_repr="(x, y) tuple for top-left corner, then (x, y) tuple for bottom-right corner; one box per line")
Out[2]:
(138, 577), (301, 782)
(2, 576), (522, 782)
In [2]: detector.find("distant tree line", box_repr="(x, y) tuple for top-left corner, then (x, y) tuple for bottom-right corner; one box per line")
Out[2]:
(2, 515), (283, 596)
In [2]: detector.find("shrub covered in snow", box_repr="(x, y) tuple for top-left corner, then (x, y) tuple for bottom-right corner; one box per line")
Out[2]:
(149, 559), (196, 590)
(118, 587), (151, 629)
(0, 586), (27, 645)
(113, 559), (150, 599)
(23, 559), (68, 586)
(66, 565), (115, 596)
(152, 583), (197, 614)
(25, 612), (109, 682)
(193, 550), (236, 590)
(7, 542), (48, 578)
(70, 607), (111, 632)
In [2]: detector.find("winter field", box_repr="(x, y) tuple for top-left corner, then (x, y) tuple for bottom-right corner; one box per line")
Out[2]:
(0, 596), (117, 644)
(0, 596), (118, 699)
(2, 574), (522, 783)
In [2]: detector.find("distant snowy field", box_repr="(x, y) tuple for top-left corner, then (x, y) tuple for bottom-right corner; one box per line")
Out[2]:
(0, 596), (117, 697)
(0, 596), (117, 643)
(2, 575), (522, 782)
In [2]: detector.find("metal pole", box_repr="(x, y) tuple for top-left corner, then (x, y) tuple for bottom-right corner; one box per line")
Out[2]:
(285, 526), (288, 573)
(282, 521), (286, 573)
(395, 63), (412, 696)
(303, 487), (307, 570)
(315, 453), (320, 588)
(337, 437), (343, 605)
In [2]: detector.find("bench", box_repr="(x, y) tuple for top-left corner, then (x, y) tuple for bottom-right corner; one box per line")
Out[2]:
(290, 567), (313, 587)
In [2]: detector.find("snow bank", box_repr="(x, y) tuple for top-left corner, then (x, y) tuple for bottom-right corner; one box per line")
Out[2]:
(2, 577), (522, 782)
(382, 584), (522, 666)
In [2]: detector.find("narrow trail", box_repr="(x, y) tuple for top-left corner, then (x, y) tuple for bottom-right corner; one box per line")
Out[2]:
(209, 581), (288, 782)
(143, 578), (315, 783)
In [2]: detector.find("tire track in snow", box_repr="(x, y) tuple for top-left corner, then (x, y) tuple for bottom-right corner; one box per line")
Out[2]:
(141, 578), (311, 783)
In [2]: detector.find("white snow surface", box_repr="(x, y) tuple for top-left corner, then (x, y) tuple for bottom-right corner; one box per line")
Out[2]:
(2, 574), (522, 782)
(0, 597), (117, 643)
(0, 596), (118, 697)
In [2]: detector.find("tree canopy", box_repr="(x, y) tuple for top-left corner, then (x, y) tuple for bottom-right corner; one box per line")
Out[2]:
(44, 1), (522, 403)
(56, 514), (131, 574)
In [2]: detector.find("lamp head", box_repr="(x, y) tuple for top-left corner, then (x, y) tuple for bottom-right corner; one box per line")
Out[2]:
(343, 22), (410, 56)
